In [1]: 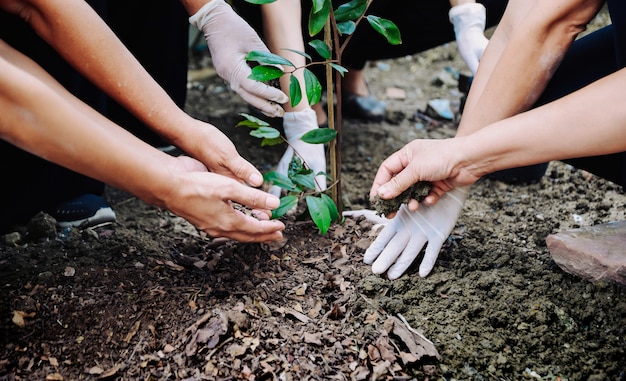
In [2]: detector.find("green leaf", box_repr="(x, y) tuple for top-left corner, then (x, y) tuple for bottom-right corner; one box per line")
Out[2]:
(282, 48), (312, 60)
(308, 40), (331, 60)
(331, 63), (348, 76)
(311, 0), (325, 13)
(304, 69), (322, 105)
(271, 195), (298, 219)
(301, 128), (337, 144)
(334, 0), (367, 22)
(264, 171), (296, 191)
(260, 137), (284, 147)
(366, 15), (402, 45)
(246, 50), (294, 67)
(308, 0), (331, 36)
(306, 195), (331, 234)
(336, 21), (356, 35)
(249, 65), (284, 82)
(292, 173), (317, 191)
(289, 75), (302, 108)
(244, 0), (276, 4)
(250, 126), (280, 139)
(237, 113), (269, 128)
(321, 193), (339, 222)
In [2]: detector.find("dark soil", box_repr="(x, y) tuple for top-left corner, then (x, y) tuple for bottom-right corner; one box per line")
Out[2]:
(2, 12), (626, 381)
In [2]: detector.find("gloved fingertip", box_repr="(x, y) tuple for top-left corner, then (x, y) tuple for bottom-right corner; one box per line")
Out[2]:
(371, 261), (390, 275)
(418, 264), (434, 278)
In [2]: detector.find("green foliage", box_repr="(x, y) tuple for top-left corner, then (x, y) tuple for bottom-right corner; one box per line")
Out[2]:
(241, 0), (400, 234)
(366, 15), (402, 45)
(238, 113), (339, 234)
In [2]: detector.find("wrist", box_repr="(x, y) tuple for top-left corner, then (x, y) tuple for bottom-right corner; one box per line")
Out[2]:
(189, 0), (227, 29)
(449, 2), (486, 26)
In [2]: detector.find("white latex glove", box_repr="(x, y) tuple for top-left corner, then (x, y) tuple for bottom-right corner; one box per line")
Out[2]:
(269, 109), (326, 197)
(361, 187), (469, 279)
(189, 0), (289, 117)
(449, 3), (488, 75)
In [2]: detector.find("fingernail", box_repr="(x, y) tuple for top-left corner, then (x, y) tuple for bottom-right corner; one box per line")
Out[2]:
(378, 186), (389, 198)
(249, 173), (263, 186)
(266, 195), (280, 209)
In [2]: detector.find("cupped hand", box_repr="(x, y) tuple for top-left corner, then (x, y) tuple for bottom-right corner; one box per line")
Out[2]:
(172, 119), (266, 188)
(189, 0), (289, 118)
(370, 138), (479, 209)
(163, 155), (285, 242)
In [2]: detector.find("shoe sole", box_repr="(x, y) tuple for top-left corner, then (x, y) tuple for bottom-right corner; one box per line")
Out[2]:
(56, 207), (117, 228)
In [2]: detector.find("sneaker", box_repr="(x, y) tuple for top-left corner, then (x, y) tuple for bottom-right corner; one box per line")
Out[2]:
(50, 194), (117, 228)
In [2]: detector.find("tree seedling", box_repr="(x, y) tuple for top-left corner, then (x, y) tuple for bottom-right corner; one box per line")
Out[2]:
(241, 0), (401, 234)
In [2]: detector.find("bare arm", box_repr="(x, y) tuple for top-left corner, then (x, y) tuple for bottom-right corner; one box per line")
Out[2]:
(0, 0), (188, 142)
(0, 43), (285, 242)
(261, 0), (310, 112)
(458, 0), (604, 136)
(461, 68), (626, 177)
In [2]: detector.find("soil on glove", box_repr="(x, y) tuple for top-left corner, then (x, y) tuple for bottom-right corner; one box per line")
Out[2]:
(1, 11), (625, 381)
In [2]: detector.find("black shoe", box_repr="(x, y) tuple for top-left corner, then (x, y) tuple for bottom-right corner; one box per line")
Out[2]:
(50, 194), (116, 228)
(342, 92), (386, 122)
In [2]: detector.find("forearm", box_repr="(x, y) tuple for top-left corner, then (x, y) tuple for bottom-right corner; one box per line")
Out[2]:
(458, 0), (604, 136)
(261, 0), (309, 112)
(449, 0), (476, 6)
(0, 0), (190, 142)
(461, 69), (626, 177)
(0, 56), (174, 207)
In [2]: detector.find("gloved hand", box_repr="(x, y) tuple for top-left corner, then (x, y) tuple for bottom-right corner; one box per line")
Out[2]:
(269, 109), (326, 197)
(362, 187), (469, 279)
(189, 0), (289, 117)
(449, 3), (488, 75)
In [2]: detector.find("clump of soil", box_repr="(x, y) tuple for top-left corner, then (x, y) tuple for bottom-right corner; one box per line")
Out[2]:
(373, 181), (432, 216)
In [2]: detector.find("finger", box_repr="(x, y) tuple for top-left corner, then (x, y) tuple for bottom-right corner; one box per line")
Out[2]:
(418, 240), (445, 277)
(387, 233), (428, 280)
(240, 76), (289, 104)
(377, 167), (423, 201)
(237, 88), (285, 118)
(227, 183), (281, 213)
(342, 209), (388, 225)
(363, 222), (397, 264)
(250, 208), (272, 220)
(371, 232), (410, 275)
(370, 151), (406, 199)
(223, 217), (285, 243)
(225, 155), (265, 187)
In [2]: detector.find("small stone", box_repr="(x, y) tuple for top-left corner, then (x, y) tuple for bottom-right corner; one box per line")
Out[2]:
(373, 182), (431, 217)
(546, 220), (626, 285)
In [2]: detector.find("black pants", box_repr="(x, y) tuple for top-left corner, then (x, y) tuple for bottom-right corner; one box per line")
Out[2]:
(232, 0), (507, 85)
(0, 1), (189, 232)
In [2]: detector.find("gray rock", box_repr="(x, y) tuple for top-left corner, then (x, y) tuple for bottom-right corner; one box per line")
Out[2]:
(546, 220), (626, 285)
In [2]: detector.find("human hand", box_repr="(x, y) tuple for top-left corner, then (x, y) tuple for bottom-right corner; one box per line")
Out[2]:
(363, 187), (469, 279)
(449, 3), (488, 75)
(163, 155), (285, 242)
(370, 138), (478, 208)
(269, 109), (326, 197)
(172, 118), (267, 188)
(189, 0), (289, 117)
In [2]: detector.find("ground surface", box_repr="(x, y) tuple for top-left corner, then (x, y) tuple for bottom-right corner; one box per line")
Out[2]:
(2, 12), (626, 381)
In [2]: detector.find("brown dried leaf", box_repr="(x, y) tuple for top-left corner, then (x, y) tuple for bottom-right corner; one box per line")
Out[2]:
(387, 316), (440, 362)
(123, 321), (140, 343)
